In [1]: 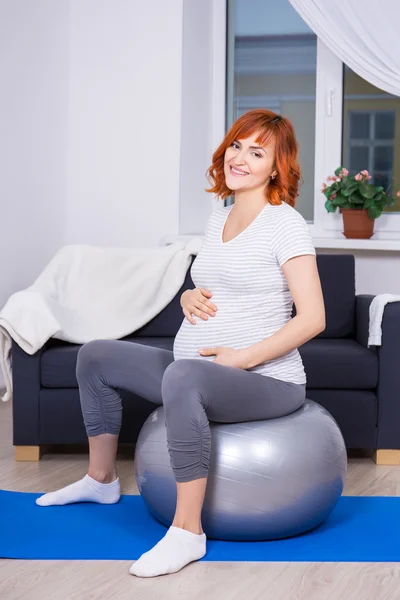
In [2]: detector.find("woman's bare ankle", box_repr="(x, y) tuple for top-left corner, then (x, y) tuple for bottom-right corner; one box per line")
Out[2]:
(171, 519), (203, 535)
(87, 469), (118, 484)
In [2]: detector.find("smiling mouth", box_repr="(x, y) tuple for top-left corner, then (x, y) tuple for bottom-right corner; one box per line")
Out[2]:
(230, 166), (249, 176)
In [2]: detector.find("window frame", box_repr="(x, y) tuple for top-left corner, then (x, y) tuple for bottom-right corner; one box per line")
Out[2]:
(221, 7), (400, 236)
(316, 45), (400, 235)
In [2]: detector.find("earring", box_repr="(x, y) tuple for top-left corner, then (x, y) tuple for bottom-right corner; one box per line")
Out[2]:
(271, 172), (277, 180)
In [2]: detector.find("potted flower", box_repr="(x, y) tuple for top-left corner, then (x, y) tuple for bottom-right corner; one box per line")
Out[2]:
(322, 167), (400, 239)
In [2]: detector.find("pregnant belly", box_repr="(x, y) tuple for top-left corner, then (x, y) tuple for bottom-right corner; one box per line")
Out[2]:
(173, 312), (268, 361)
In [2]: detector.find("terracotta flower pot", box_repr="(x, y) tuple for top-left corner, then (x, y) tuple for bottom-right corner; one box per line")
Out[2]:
(340, 208), (375, 239)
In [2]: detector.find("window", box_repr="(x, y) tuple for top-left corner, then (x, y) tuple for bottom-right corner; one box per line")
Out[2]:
(346, 111), (394, 191)
(227, 0), (317, 222)
(227, 0), (400, 234)
(343, 64), (400, 213)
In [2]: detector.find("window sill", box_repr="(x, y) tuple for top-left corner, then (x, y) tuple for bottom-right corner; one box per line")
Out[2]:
(312, 233), (400, 251)
(161, 233), (400, 251)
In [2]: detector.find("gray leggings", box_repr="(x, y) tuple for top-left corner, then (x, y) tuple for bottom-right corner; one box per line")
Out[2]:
(76, 340), (306, 483)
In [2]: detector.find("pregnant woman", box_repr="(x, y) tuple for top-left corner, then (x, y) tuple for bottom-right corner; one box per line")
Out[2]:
(36, 109), (325, 577)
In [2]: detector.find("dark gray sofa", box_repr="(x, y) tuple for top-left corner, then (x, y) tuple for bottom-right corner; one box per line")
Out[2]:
(12, 254), (400, 464)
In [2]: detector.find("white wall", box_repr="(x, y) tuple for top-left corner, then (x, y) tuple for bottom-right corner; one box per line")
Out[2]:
(0, 0), (69, 309)
(66, 0), (183, 247)
(0, 0), (185, 311)
(0, 0), (185, 389)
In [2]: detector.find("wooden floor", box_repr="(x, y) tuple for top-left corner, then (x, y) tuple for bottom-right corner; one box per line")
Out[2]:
(1, 399), (400, 600)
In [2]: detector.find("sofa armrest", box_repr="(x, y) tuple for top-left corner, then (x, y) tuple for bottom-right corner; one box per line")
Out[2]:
(12, 340), (48, 445)
(375, 301), (400, 448)
(355, 294), (375, 349)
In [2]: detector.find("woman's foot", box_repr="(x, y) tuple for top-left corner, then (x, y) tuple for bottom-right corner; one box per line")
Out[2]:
(35, 474), (120, 506)
(129, 526), (206, 577)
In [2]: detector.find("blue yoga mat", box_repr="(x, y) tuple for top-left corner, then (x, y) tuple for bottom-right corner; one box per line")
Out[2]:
(1, 490), (400, 561)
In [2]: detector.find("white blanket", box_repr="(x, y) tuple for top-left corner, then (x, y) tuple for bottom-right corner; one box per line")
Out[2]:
(0, 240), (201, 402)
(368, 293), (400, 347)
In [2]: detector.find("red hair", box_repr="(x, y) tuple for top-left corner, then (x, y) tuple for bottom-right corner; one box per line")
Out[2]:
(206, 109), (301, 207)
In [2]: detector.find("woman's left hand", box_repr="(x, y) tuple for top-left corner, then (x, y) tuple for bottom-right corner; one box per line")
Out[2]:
(198, 346), (250, 369)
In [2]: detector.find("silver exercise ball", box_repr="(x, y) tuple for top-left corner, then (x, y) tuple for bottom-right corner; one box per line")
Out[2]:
(134, 400), (347, 541)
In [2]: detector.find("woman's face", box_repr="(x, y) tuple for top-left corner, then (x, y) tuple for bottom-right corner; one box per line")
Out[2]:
(224, 132), (276, 194)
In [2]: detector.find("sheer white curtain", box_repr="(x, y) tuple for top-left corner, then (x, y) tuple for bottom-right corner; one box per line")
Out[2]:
(288, 0), (400, 95)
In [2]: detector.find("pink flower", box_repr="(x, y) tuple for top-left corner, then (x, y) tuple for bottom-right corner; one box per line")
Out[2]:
(355, 173), (363, 181)
(361, 170), (369, 177)
(327, 175), (336, 181)
(321, 183), (327, 191)
(341, 168), (349, 176)
(397, 191), (400, 197)
(368, 175), (372, 180)
(330, 193), (337, 200)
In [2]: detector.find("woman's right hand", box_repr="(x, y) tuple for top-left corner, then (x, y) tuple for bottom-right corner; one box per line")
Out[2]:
(180, 288), (218, 325)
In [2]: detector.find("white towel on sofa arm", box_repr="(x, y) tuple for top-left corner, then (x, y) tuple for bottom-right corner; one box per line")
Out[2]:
(368, 293), (400, 347)
(0, 239), (202, 403)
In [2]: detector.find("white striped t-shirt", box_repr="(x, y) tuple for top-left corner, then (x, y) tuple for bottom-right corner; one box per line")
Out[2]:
(173, 201), (316, 384)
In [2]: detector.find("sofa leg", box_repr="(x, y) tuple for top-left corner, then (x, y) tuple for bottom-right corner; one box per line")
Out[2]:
(15, 445), (43, 462)
(374, 449), (400, 465)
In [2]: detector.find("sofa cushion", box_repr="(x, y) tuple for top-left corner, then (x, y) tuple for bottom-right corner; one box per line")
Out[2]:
(42, 336), (377, 391)
(306, 389), (377, 448)
(292, 254), (356, 339)
(317, 254), (356, 338)
(41, 337), (174, 388)
(299, 338), (378, 389)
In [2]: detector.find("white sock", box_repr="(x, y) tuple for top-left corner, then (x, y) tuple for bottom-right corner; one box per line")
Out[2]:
(35, 474), (120, 507)
(129, 526), (206, 578)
